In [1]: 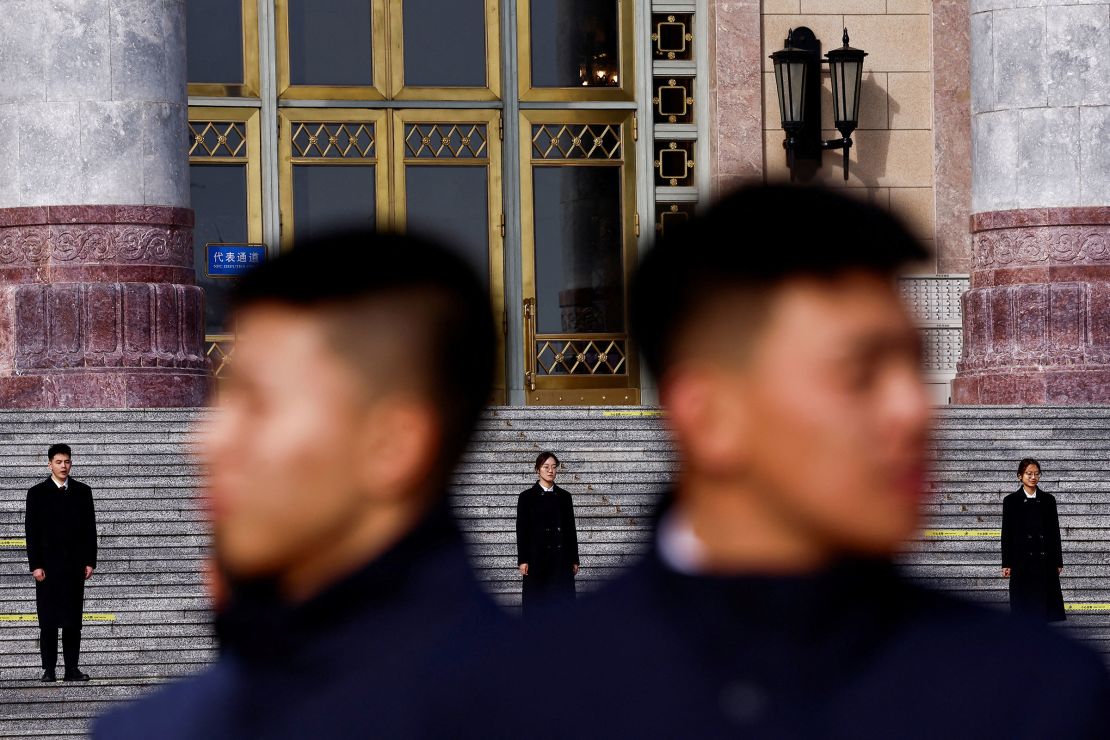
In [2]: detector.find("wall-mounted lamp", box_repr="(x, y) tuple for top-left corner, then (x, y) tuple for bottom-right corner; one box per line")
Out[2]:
(770, 27), (867, 181)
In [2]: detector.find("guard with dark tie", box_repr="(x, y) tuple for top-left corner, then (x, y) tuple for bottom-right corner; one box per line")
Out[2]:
(25, 443), (97, 682)
(1002, 458), (1066, 622)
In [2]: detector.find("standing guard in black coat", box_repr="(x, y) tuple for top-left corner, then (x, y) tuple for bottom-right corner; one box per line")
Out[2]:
(516, 452), (579, 617)
(1002, 458), (1066, 622)
(26, 443), (97, 683)
(93, 231), (502, 739)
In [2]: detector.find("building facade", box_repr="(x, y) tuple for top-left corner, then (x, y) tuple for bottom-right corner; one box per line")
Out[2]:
(1, 0), (1107, 408)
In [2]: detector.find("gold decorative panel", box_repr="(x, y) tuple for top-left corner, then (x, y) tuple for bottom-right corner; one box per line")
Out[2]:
(403, 123), (489, 159)
(530, 124), (622, 160)
(291, 122), (376, 159)
(654, 140), (695, 186)
(654, 203), (696, 237)
(188, 122), (248, 159)
(653, 77), (694, 124)
(535, 336), (628, 376)
(651, 14), (693, 61)
(206, 335), (235, 378)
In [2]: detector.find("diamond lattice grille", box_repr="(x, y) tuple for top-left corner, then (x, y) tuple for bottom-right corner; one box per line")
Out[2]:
(531, 124), (622, 160)
(404, 124), (488, 159)
(188, 122), (247, 158)
(291, 123), (375, 159)
(535, 339), (627, 376)
(206, 339), (235, 378)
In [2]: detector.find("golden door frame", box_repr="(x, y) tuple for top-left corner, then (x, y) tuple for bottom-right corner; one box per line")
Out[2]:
(390, 109), (507, 401)
(277, 108), (393, 249)
(519, 109), (640, 405)
(517, 0), (635, 103)
(188, 106), (265, 360)
(277, 108), (507, 402)
(275, 0), (499, 102)
(188, 0), (261, 98)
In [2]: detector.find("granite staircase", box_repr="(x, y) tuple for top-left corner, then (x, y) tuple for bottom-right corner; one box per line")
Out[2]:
(1, 406), (1109, 738)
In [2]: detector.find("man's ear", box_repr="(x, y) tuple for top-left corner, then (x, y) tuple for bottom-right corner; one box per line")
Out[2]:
(351, 397), (443, 504)
(662, 364), (752, 479)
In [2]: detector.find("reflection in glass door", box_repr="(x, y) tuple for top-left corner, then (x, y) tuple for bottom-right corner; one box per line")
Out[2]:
(520, 110), (639, 405)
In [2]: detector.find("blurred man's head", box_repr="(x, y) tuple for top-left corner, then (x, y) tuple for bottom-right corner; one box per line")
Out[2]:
(204, 231), (495, 597)
(631, 185), (931, 562)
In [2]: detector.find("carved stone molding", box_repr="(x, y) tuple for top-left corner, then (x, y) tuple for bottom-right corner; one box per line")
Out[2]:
(0, 206), (194, 274)
(11, 282), (207, 372)
(0, 204), (208, 407)
(954, 207), (1110, 404)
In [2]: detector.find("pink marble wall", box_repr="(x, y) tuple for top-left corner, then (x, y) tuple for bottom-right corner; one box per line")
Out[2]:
(932, 0), (973, 274)
(952, 207), (1110, 403)
(708, 0), (764, 194)
(0, 206), (210, 407)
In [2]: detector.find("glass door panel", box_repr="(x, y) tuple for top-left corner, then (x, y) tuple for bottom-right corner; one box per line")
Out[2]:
(391, 0), (500, 99)
(279, 110), (391, 249)
(518, 0), (634, 102)
(277, 0), (388, 99)
(187, 0), (259, 96)
(520, 110), (638, 404)
(188, 108), (263, 337)
(391, 110), (506, 400)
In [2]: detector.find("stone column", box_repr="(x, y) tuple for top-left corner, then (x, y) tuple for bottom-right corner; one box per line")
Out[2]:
(953, 1), (1110, 403)
(0, 0), (208, 407)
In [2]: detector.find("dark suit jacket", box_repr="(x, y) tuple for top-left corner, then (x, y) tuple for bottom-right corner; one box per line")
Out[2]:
(467, 536), (1110, 739)
(92, 505), (503, 740)
(26, 477), (97, 629)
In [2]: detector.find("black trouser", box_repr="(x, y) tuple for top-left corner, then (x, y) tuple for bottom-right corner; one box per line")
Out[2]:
(40, 627), (81, 672)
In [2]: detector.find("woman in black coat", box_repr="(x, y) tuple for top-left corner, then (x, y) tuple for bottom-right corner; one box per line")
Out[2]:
(1001, 458), (1066, 622)
(516, 452), (579, 619)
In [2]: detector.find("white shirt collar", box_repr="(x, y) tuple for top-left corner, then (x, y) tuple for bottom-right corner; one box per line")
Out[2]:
(657, 509), (709, 575)
(1024, 488), (1037, 499)
(539, 482), (555, 492)
(50, 475), (68, 489)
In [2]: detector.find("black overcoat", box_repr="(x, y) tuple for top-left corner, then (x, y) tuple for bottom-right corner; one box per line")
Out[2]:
(25, 477), (97, 629)
(459, 543), (1110, 739)
(93, 505), (504, 740)
(516, 483), (579, 615)
(1001, 487), (1066, 622)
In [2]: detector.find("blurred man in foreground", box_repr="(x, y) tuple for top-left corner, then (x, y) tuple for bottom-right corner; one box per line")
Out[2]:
(94, 231), (499, 739)
(473, 185), (1110, 739)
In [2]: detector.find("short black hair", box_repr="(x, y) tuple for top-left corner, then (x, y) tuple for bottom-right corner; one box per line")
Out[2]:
(535, 452), (559, 471)
(48, 443), (71, 460)
(232, 229), (496, 477)
(630, 184), (928, 379)
(1018, 458), (1042, 477)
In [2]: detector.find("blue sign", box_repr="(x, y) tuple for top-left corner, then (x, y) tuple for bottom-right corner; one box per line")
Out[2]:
(206, 244), (267, 278)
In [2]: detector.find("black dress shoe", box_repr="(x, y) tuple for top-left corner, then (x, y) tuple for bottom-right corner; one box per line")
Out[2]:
(62, 670), (89, 682)
(41, 670), (56, 682)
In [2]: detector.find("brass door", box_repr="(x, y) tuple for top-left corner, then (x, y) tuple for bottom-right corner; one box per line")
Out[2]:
(520, 109), (639, 405)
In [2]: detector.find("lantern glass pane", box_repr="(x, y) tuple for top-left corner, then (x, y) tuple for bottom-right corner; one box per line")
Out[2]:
(773, 62), (788, 123)
(787, 60), (807, 122)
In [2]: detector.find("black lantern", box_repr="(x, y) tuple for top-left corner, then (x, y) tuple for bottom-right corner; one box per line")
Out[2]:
(825, 29), (868, 175)
(769, 28), (821, 171)
(770, 27), (868, 181)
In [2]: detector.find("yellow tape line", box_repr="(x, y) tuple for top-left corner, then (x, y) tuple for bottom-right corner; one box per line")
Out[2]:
(601, 410), (664, 417)
(0, 613), (116, 623)
(923, 529), (1002, 538)
(0, 539), (26, 547)
(1065, 603), (1110, 613)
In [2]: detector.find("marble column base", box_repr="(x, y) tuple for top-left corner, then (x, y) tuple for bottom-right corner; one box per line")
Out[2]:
(952, 207), (1110, 404)
(0, 206), (210, 408)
